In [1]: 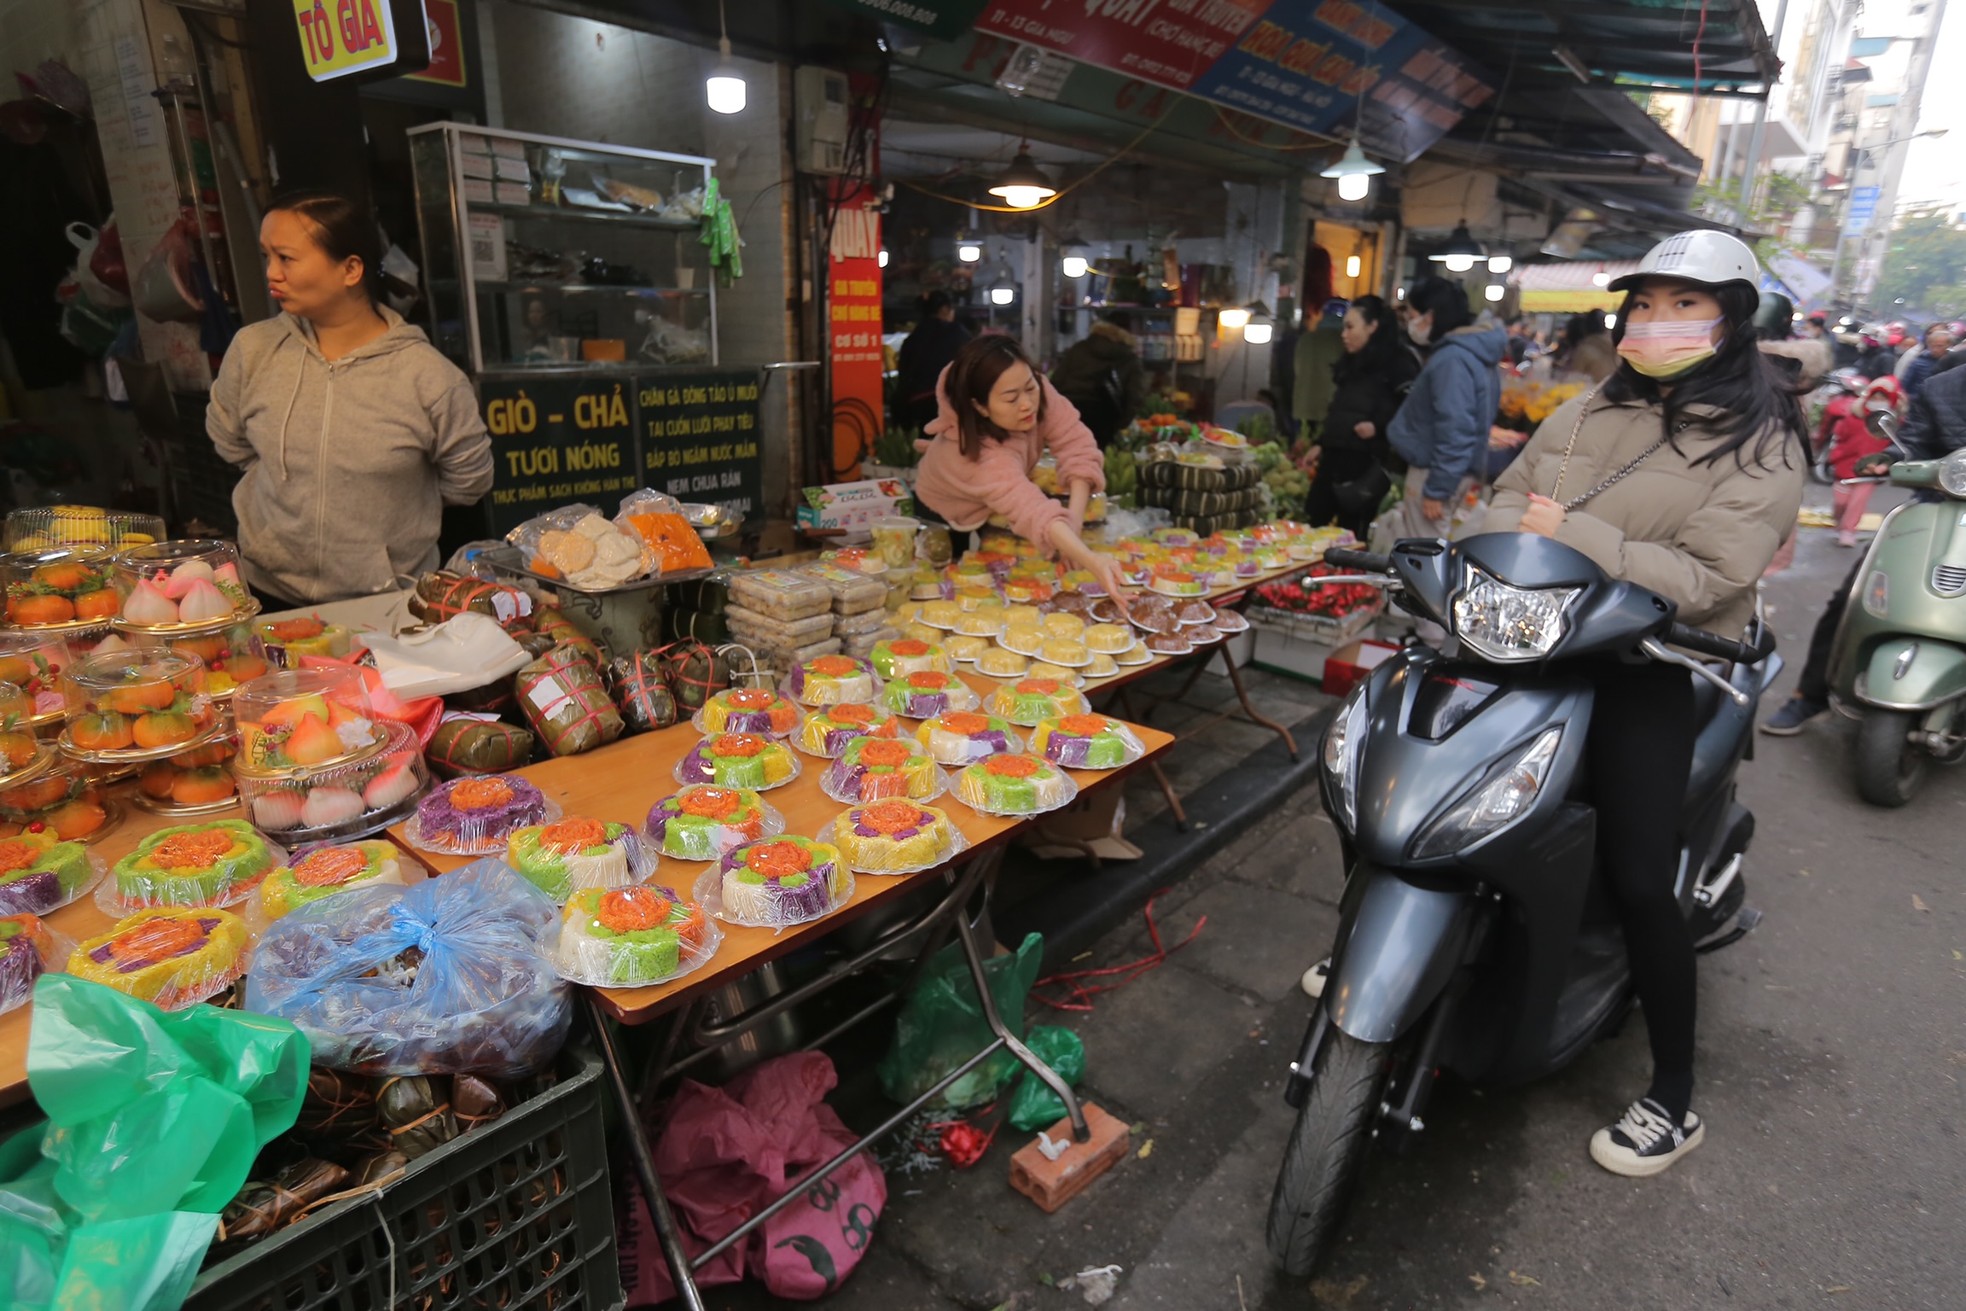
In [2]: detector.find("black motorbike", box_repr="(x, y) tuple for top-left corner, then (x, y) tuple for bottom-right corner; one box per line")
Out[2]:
(1267, 533), (1776, 1276)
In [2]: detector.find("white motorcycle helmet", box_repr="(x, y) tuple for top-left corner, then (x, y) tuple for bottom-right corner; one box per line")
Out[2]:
(1608, 230), (1760, 294)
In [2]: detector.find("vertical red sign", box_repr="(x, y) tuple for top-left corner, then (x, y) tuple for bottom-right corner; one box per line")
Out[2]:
(407, 0), (466, 87)
(827, 185), (884, 481)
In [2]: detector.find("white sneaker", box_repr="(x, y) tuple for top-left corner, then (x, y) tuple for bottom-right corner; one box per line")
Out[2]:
(1300, 958), (1330, 1000)
(1589, 1098), (1704, 1177)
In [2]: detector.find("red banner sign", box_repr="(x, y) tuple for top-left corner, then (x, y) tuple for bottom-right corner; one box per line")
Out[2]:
(975, 0), (1270, 90)
(828, 185), (884, 480)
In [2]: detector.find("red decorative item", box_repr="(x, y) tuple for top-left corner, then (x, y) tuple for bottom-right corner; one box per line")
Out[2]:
(937, 1120), (997, 1169)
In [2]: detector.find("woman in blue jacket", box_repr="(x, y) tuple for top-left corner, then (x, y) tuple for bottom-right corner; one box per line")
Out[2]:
(1386, 276), (1506, 537)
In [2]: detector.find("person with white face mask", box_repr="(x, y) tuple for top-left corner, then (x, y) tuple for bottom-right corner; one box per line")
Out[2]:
(1385, 276), (1508, 537)
(1485, 230), (1806, 1178)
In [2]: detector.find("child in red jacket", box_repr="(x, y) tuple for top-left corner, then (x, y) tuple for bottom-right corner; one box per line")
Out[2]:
(1828, 376), (1901, 547)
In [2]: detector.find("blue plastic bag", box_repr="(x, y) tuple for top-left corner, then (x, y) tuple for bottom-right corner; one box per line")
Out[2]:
(245, 859), (572, 1078)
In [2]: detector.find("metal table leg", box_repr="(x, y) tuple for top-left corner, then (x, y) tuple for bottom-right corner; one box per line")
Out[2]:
(1117, 686), (1188, 830)
(588, 995), (707, 1311)
(954, 899), (1089, 1142)
(1223, 641), (1298, 759)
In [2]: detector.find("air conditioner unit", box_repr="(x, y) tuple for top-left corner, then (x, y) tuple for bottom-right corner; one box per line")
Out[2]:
(795, 66), (850, 175)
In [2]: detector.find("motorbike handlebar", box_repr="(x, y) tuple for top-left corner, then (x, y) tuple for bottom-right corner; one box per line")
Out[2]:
(1322, 547), (1393, 574)
(1665, 622), (1775, 665)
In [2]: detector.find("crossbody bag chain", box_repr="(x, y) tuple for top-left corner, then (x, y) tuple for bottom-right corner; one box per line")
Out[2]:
(1549, 382), (1693, 512)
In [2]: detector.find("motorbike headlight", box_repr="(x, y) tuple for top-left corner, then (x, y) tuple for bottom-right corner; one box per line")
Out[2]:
(1322, 684), (1369, 831)
(1410, 727), (1562, 860)
(1940, 451), (1966, 498)
(1863, 569), (1890, 618)
(1451, 567), (1580, 663)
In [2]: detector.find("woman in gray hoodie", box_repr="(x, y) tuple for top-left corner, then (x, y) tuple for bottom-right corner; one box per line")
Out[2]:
(207, 192), (492, 606)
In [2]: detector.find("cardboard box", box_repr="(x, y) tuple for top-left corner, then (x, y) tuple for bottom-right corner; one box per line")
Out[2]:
(795, 479), (915, 537)
(460, 153), (495, 181)
(1322, 638), (1401, 698)
(494, 156), (531, 183)
(495, 181), (533, 206)
(463, 177), (496, 206)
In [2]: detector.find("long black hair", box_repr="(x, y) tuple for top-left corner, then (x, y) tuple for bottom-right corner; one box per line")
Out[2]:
(1604, 280), (1806, 472)
(1334, 294), (1412, 384)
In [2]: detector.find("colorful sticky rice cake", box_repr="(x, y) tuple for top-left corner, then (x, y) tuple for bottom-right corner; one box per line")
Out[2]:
(1030, 714), (1140, 770)
(676, 733), (798, 790)
(915, 711), (1020, 766)
(644, 785), (774, 860)
(717, 837), (848, 925)
(699, 687), (803, 737)
(507, 817), (639, 901)
(823, 736), (939, 803)
(868, 638), (951, 681)
(413, 775), (548, 850)
(256, 615), (354, 666)
(829, 801), (956, 872)
(257, 840), (405, 920)
(954, 753), (1074, 815)
(0, 831), (95, 914)
(556, 885), (713, 986)
(986, 678), (1091, 727)
(797, 702), (903, 758)
(785, 654), (877, 707)
(111, 820), (273, 907)
(880, 670), (974, 719)
(1149, 569), (1206, 597)
(0, 914), (59, 1010)
(68, 907), (251, 1009)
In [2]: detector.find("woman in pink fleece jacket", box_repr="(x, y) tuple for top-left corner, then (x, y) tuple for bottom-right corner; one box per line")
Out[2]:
(913, 336), (1130, 601)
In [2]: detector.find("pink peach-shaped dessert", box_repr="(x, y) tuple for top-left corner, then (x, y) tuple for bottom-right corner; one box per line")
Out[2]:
(299, 786), (365, 828)
(121, 578), (180, 626)
(284, 715), (344, 766)
(176, 579), (234, 623)
(361, 762), (420, 809)
(253, 791), (306, 830)
(161, 560), (215, 598)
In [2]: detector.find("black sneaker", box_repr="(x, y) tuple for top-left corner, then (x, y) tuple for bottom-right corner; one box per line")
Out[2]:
(1760, 696), (1827, 736)
(1589, 1098), (1704, 1177)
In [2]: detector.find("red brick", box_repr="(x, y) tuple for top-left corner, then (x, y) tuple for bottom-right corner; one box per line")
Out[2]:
(1007, 1102), (1130, 1213)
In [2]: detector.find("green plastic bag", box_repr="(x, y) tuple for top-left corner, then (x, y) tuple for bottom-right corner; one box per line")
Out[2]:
(878, 932), (1042, 1111)
(1006, 1026), (1086, 1132)
(0, 974), (310, 1311)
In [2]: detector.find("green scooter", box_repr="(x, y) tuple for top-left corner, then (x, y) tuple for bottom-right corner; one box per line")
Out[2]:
(1827, 410), (1966, 806)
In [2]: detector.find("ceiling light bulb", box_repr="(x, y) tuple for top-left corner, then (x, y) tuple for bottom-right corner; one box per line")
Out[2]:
(1337, 172), (1370, 202)
(1443, 253), (1476, 273)
(1592, 271), (1611, 287)
(877, 249), (889, 268)
(1345, 255), (1362, 279)
(705, 34), (744, 115)
(1484, 283), (1505, 302)
(1061, 255), (1089, 278)
(987, 147), (1057, 210)
(1218, 306), (1250, 330)
(991, 285), (1015, 305)
(1242, 320), (1274, 344)
(1488, 255), (1513, 274)
(997, 186), (1047, 210)
(958, 242), (981, 263)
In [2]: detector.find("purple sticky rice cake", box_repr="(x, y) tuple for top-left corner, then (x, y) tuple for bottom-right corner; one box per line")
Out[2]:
(414, 775), (548, 848)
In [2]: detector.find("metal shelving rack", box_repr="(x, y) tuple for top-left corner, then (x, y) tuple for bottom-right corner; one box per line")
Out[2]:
(407, 123), (720, 375)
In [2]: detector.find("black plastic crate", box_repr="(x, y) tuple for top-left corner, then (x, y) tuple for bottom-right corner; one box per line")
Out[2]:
(186, 1044), (622, 1311)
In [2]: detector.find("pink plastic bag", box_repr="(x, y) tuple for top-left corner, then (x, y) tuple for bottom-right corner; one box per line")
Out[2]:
(620, 1052), (887, 1304)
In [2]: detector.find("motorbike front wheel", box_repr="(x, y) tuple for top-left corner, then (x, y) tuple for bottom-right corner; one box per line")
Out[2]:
(1266, 1027), (1396, 1277)
(1856, 708), (1928, 807)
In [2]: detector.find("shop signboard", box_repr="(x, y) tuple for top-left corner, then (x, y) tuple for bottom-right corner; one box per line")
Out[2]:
(405, 0), (466, 87)
(1844, 185), (1880, 237)
(1187, 0), (1491, 163)
(479, 375), (641, 536)
(820, 0), (990, 40)
(292, 0), (433, 83)
(975, 0), (1266, 91)
(829, 185), (885, 481)
(637, 369), (765, 528)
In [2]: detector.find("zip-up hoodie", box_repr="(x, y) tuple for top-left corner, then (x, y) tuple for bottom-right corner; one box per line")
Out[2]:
(1387, 323), (1507, 502)
(207, 306), (493, 604)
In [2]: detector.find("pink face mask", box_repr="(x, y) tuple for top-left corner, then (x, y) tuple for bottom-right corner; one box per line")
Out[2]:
(1617, 317), (1723, 378)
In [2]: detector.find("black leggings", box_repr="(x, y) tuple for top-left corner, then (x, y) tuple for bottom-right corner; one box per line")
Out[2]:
(1586, 661), (1699, 1113)
(1303, 448), (1381, 540)
(1797, 558), (1863, 704)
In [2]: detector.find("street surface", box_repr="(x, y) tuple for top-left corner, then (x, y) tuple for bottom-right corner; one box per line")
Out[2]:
(712, 498), (1964, 1311)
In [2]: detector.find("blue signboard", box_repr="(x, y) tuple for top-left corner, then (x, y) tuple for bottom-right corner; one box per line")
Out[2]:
(1184, 0), (1493, 164)
(1845, 185), (1881, 237)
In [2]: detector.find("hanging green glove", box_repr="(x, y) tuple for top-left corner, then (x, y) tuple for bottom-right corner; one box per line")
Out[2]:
(698, 177), (743, 286)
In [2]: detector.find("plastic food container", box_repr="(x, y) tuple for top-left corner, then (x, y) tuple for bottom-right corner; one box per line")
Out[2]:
(797, 563), (888, 615)
(869, 516), (920, 569)
(727, 571), (832, 622)
(58, 648), (218, 763)
(4, 506), (164, 553)
(725, 605), (836, 646)
(0, 759), (116, 843)
(113, 540), (256, 631)
(132, 622), (272, 697)
(952, 753), (1080, 816)
(255, 614), (357, 669)
(133, 734), (241, 816)
(821, 734), (946, 804)
(2, 546), (120, 631)
(406, 773), (556, 855)
(233, 667), (380, 772)
(0, 631), (74, 727)
(236, 719), (430, 845)
(696, 837), (853, 929)
(644, 784), (786, 861)
(547, 884), (723, 988)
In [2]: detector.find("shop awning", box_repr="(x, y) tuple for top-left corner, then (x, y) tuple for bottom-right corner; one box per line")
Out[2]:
(1511, 259), (1635, 312)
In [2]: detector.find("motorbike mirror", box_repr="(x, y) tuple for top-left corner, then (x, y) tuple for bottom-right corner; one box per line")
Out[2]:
(1864, 409), (1898, 440)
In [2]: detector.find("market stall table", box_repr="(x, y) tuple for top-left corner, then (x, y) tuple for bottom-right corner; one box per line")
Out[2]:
(387, 713), (1170, 1310)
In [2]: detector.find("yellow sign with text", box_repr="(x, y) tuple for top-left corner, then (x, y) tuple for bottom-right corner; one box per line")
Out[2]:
(293, 0), (401, 82)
